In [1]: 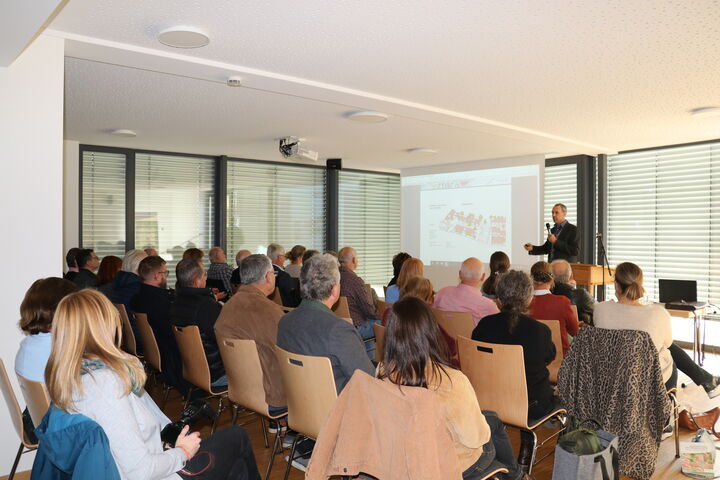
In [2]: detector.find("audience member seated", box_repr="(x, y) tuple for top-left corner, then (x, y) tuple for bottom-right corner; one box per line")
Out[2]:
(387, 252), (411, 289)
(72, 248), (100, 289)
(46, 289), (260, 480)
(215, 254), (287, 413)
(230, 249), (252, 294)
(302, 249), (320, 263)
(15, 278), (77, 382)
(207, 246), (234, 297)
(182, 247), (204, 261)
(284, 245), (306, 279)
(96, 255), (122, 288)
(379, 297), (524, 480)
(528, 261), (579, 355)
(144, 247), (159, 257)
(132, 256), (189, 395)
(267, 243), (301, 307)
(277, 253), (374, 394)
(471, 270), (556, 471)
(550, 259), (595, 325)
(385, 257), (423, 303)
(103, 249), (147, 315)
(594, 262), (720, 396)
(480, 251), (510, 300)
(338, 246), (381, 357)
(63, 247), (81, 282)
(170, 258), (227, 388)
(434, 257), (499, 326)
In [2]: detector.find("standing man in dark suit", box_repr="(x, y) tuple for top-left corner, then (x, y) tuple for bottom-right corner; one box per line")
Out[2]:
(524, 203), (579, 263)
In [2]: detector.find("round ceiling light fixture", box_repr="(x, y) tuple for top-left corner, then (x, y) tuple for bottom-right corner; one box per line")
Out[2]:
(158, 26), (210, 48)
(109, 129), (137, 137)
(345, 110), (388, 123)
(407, 147), (438, 154)
(689, 106), (720, 118)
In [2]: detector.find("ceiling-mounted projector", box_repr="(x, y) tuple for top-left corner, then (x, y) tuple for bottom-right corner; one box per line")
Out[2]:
(279, 136), (319, 162)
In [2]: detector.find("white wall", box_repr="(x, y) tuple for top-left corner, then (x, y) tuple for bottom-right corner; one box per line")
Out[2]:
(63, 140), (80, 261)
(0, 34), (64, 474)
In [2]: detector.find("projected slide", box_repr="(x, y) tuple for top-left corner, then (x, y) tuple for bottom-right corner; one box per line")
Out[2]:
(402, 164), (539, 267)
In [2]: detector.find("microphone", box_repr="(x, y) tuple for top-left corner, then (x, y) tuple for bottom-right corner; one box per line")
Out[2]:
(545, 223), (551, 234)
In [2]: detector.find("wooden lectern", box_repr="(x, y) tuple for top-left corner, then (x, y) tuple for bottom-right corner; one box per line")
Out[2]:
(572, 264), (615, 297)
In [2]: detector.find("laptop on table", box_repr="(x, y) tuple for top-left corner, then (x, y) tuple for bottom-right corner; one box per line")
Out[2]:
(658, 279), (708, 311)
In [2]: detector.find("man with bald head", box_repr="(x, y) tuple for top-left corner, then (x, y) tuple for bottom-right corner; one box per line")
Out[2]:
(434, 257), (500, 326)
(230, 249), (252, 294)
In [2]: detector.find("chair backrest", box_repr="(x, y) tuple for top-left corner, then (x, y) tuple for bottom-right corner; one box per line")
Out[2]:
(332, 296), (350, 318)
(274, 346), (337, 439)
(172, 325), (212, 391)
(268, 288), (283, 306)
(16, 373), (50, 428)
(432, 308), (475, 340)
(0, 359), (35, 447)
(373, 323), (386, 363)
(134, 313), (162, 373)
(537, 320), (563, 384)
(217, 337), (269, 416)
(376, 300), (392, 320)
(364, 283), (374, 303)
(114, 303), (138, 357)
(457, 336), (530, 428)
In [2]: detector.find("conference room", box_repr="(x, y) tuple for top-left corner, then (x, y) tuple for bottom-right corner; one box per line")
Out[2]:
(3, 1), (720, 479)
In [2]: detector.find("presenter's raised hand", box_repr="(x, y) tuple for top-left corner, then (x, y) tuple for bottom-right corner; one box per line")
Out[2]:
(524, 243), (533, 251)
(547, 234), (557, 244)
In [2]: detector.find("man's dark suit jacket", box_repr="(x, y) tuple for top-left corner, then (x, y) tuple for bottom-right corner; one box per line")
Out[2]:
(273, 264), (301, 307)
(529, 222), (580, 263)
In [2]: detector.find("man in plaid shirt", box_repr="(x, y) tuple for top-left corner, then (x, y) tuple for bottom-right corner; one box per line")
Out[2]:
(338, 246), (380, 359)
(207, 247), (234, 296)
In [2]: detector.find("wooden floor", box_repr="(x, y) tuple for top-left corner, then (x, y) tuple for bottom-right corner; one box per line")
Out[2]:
(5, 351), (719, 480)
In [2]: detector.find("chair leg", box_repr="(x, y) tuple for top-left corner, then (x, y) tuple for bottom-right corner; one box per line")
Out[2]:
(8, 442), (24, 480)
(264, 429), (281, 480)
(184, 387), (194, 410)
(211, 395), (224, 434)
(672, 394), (680, 459)
(161, 384), (171, 409)
(526, 429), (538, 475)
(231, 403), (239, 426)
(260, 416), (269, 448)
(283, 434), (301, 480)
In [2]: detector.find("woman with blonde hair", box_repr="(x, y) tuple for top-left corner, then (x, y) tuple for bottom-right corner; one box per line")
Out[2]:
(46, 289), (260, 480)
(385, 257), (424, 303)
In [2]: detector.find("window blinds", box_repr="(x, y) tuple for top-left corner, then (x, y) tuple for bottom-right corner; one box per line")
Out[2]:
(226, 161), (326, 257)
(135, 153), (215, 285)
(544, 163), (577, 227)
(81, 151), (126, 258)
(607, 143), (720, 304)
(338, 170), (400, 286)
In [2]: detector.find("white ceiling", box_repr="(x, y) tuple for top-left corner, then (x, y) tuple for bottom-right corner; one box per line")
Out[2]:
(1, 0), (66, 66)
(49, 0), (720, 170)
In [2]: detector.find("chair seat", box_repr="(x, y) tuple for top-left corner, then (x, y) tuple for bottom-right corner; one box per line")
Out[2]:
(527, 407), (566, 430)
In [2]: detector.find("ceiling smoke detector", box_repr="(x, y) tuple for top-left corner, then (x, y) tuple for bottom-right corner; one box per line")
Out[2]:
(158, 27), (210, 49)
(109, 129), (137, 137)
(407, 147), (438, 154)
(345, 111), (389, 123)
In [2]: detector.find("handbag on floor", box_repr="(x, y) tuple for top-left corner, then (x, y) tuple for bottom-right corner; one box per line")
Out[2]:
(553, 419), (619, 480)
(679, 407), (720, 440)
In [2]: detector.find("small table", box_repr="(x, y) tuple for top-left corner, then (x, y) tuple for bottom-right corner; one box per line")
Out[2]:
(665, 306), (708, 365)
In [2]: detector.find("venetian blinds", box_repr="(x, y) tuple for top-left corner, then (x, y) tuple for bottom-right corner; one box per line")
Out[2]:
(607, 143), (720, 303)
(338, 170), (400, 286)
(226, 161), (326, 256)
(544, 163), (577, 227)
(81, 151), (126, 258)
(135, 153), (215, 284)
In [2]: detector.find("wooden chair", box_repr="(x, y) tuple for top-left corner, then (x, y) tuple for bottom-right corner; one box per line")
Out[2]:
(458, 336), (566, 474)
(332, 296), (350, 318)
(537, 320), (564, 384)
(16, 374), (49, 428)
(268, 288), (283, 306)
(431, 308), (475, 340)
(135, 313), (172, 407)
(373, 323), (386, 363)
(0, 359), (37, 480)
(376, 300), (392, 320)
(218, 337), (288, 480)
(114, 303), (140, 358)
(667, 388), (680, 459)
(172, 325), (228, 432)
(274, 346), (338, 480)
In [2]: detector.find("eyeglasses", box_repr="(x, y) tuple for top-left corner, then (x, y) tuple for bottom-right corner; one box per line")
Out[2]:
(158, 271), (169, 276)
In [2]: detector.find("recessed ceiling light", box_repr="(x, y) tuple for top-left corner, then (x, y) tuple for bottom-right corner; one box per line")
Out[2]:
(407, 148), (438, 154)
(110, 129), (137, 137)
(158, 27), (210, 49)
(689, 106), (720, 118)
(345, 111), (388, 123)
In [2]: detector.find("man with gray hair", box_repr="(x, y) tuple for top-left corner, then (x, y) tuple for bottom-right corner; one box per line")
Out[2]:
(268, 243), (300, 307)
(230, 249), (252, 294)
(215, 254), (288, 410)
(338, 246), (380, 357)
(551, 259), (595, 325)
(207, 246), (234, 297)
(278, 253), (374, 394)
(434, 257), (499, 326)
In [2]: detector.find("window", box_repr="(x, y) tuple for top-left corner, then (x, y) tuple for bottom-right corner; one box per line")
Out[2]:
(81, 150), (126, 258)
(339, 170), (400, 286)
(226, 161), (326, 257)
(544, 163), (577, 225)
(135, 153), (215, 284)
(607, 143), (720, 304)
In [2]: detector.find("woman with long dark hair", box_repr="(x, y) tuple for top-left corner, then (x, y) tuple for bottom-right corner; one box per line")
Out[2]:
(481, 251), (510, 299)
(380, 297), (524, 479)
